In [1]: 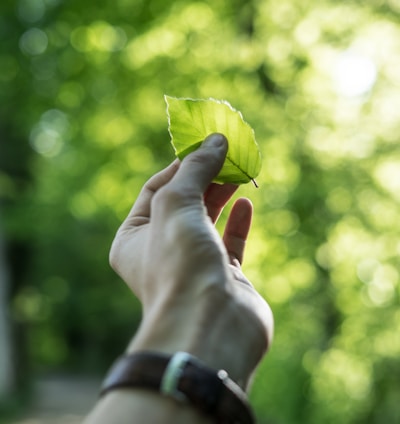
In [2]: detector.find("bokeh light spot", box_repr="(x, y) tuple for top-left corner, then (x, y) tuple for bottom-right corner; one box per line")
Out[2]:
(17, 0), (46, 23)
(19, 27), (48, 56)
(70, 22), (126, 53)
(30, 109), (69, 157)
(333, 52), (377, 97)
(373, 158), (400, 201)
(57, 81), (85, 108)
(69, 192), (97, 219)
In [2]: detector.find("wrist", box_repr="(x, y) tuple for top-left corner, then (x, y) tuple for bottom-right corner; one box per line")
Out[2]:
(99, 351), (255, 424)
(126, 284), (267, 390)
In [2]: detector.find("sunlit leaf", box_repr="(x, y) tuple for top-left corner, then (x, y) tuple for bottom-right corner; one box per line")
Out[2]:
(165, 95), (262, 185)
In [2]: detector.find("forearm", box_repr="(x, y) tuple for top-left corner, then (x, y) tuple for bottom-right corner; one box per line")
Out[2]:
(84, 293), (263, 424)
(84, 390), (213, 424)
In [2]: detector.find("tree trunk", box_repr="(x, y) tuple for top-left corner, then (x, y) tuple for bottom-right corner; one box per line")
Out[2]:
(0, 215), (14, 398)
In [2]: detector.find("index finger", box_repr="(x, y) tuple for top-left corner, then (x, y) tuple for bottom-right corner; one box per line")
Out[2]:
(121, 159), (180, 230)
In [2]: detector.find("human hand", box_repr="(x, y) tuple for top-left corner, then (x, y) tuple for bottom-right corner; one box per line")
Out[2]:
(109, 133), (273, 389)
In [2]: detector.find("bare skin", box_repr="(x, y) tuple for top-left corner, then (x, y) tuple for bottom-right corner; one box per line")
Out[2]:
(85, 133), (273, 423)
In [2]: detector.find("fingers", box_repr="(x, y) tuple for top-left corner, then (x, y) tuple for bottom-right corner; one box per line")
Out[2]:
(121, 132), (227, 229)
(169, 133), (228, 195)
(121, 160), (180, 229)
(204, 183), (238, 223)
(223, 198), (253, 265)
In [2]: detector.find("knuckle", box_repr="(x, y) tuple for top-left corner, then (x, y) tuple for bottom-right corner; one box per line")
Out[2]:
(152, 184), (189, 211)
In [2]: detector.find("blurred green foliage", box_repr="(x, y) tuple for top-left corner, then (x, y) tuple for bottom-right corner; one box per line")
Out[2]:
(1, 0), (400, 422)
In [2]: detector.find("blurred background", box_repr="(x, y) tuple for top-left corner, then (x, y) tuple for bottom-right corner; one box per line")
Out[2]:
(1, 0), (400, 423)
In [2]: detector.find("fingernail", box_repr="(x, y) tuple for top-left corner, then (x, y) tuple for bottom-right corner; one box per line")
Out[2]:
(203, 133), (227, 148)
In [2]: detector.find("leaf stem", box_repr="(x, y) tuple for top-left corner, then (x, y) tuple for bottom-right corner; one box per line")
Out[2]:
(252, 179), (259, 188)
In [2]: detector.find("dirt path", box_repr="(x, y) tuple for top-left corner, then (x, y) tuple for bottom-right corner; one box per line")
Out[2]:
(10, 375), (101, 424)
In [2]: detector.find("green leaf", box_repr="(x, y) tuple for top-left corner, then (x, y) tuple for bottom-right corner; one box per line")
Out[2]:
(165, 95), (262, 185)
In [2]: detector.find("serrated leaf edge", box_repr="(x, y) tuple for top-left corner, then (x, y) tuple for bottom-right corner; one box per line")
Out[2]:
(165, 94), (261, 182)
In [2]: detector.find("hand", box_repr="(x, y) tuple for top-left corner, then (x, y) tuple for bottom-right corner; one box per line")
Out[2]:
(109, 133), (273, 389)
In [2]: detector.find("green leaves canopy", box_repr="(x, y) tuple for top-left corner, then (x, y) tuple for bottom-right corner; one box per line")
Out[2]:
(3, 0), (400, 422)
(165, 95), (262, 185)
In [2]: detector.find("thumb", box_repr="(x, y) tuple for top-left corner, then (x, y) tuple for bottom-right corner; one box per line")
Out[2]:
(172, 133), (228, 193)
